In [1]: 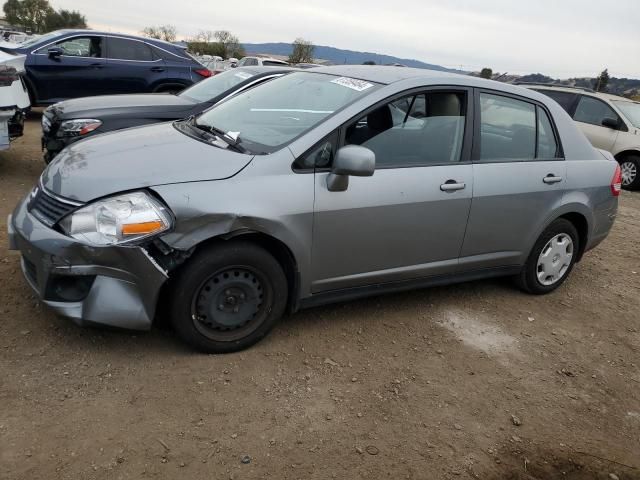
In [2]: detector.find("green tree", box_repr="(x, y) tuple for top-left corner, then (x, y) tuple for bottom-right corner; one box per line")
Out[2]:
(44, 9), (86, 31)
(213, 30), (244, 59)
(3, 0), (53, 33)
(593, 68), (610, 92)
(480, 67), (493, 79)
(288, 38), (314, 64)
(141, 24), (177, 42)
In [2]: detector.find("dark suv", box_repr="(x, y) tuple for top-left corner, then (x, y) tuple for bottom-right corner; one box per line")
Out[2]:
(0, 29), (211, 106)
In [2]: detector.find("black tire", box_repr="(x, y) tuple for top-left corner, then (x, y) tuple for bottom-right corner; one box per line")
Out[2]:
(516, 219), (579, 295)
(169, 241), (288, 353)
(619, 155), (640, 191)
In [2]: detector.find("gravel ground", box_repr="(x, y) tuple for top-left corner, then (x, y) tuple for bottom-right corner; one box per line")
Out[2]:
(1, 115), (639, 480)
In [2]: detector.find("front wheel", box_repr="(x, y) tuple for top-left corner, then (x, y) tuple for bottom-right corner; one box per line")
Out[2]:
(170, 242), (288, 353)
(620, 156), (640, 190)
(516, 219), (579, 295)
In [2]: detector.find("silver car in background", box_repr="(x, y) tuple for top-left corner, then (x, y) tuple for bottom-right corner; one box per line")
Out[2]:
(8, 66), (621, 353)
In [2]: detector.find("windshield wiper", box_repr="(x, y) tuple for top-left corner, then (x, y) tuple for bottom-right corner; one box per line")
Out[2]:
(192, 119), (249, 154)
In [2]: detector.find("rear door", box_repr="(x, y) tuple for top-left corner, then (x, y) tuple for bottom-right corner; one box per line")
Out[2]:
(460, 90), (566, 270)
(32, 35), (106, 102)
(572, 95), (621, 151)
(310, 87), (474, 292)
(105, 36), (162, 94)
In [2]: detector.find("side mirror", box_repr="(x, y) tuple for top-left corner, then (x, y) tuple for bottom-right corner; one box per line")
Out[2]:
(602, 117), (620, 130)
(327, 145), (375, 192)
(48, 47), (63, 59)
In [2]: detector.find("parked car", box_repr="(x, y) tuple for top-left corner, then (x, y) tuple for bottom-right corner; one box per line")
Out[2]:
(237, 56), (289, 67)
(0, 29), (211, 106)
(523, 84), (640, 190)
(0, 49), (31, 150)
(9, 66), (620, 353)
(41, 66), (295, 162)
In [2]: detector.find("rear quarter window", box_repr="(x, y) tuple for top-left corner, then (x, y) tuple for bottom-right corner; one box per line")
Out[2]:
(533, 89), (578, 113)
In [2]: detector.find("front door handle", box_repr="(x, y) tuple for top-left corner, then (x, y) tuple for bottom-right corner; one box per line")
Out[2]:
(151, 67), (165, 72)
(89, 63), (104, 69)
(440, 180), (466, 192)
(543, 174), (563, 184)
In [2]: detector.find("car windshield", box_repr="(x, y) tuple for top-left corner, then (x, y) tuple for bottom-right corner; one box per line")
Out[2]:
(179, 69), (257, 103)
(17, 31), (64, 48)
(612, 100), (640, 128)
(194, 72), (380, 153)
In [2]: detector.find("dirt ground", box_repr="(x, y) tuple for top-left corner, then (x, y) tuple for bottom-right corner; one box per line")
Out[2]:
(1, 114), (639, 480)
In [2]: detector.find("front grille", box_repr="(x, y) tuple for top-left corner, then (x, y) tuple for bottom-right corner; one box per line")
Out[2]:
(28, 187), (81, 227)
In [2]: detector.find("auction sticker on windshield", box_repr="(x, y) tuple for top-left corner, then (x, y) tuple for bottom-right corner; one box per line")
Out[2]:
(331, 77), (374, 92)
(235, 72), (253, 79)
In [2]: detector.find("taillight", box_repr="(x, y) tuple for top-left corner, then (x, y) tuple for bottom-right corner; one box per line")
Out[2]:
(611, 164), (622, 196)
(0, 65), (19, 87)
(194, 68), (212, 78)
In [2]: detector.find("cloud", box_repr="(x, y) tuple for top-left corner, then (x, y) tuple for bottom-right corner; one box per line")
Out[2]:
(52, 0), (639, 78)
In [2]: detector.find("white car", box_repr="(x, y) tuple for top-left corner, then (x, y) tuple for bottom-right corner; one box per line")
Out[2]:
(0, 49), (30, 150)
(526, 84), (640, 190)
(237, 56), (289, 67)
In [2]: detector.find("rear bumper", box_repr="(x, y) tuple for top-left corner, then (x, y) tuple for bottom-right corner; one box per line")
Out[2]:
(8, 196), (168, 330)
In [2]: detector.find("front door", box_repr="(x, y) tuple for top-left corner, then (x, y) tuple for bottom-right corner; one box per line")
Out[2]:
(460, 91), (567, 269)
(32, 35), (106, 102)
(311, 88), (474, 293)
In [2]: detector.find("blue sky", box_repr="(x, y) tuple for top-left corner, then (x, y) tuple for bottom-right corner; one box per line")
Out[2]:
(53, 0), (639, 78)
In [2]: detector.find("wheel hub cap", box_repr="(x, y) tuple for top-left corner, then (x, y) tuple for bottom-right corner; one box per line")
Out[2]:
(536, 234), (574, 286)
(621, 161), (637, 186)
(194, 269), (264, 330)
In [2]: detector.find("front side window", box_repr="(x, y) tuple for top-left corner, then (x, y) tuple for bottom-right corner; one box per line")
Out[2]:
(573, 96), (620, 127)
(194, 72), (380, 153)
(479, 93), (536, 161)
(179, 69), (257, 103)
(611, 100), (640, 128)
(345, 91), (466, 167)
(51, 36), (103, 57)
(107, 38), (153, 61)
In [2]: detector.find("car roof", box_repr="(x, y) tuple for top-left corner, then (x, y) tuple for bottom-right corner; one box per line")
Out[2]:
(522, 83), (638, 104)
(44, 29), (183, 49)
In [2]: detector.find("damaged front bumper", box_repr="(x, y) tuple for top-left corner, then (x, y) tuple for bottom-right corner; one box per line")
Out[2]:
(7, 196), (169, 330)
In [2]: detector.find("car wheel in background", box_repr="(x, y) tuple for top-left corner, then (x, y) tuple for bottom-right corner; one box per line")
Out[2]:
(619, 155), (639, 190)
(170, 241), (288, 353)
(516, 219), (579, 295)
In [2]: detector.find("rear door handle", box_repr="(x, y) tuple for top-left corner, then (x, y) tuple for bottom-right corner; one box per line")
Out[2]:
(89, 63), (104, 69)
(543, 174), (563, 184)
(151, 67), (165, 72)
(440, 180), (466, 192)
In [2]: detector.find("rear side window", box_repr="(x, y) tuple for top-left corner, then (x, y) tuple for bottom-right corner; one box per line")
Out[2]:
(152, 46), (186, 62)
(479, 93), (536, 161)
(108, 38), (153, 61)
(573, 96), (620, 127)
(537, 107), (559, 158)
(534, 89), (577, 113)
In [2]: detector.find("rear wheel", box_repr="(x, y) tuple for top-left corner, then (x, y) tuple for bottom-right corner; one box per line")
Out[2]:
(619, 155), (640, 190)
(170, 242), (287, 353)
(516, 219), (579, 294)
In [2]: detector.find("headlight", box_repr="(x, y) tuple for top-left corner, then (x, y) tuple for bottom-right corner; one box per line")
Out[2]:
(59, 118), (102, 136)
(59, 191), (172, 246)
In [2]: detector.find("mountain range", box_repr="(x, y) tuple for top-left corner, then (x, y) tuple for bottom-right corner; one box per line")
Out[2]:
(242, 42), (459, 72)
(242, 43), (639, 98)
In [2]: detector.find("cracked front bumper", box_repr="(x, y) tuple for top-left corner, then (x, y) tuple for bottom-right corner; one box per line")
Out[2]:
(8, 196), (168, 330)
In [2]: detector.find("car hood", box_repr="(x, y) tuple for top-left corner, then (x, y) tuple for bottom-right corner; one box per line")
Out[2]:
(42, 122), (254, 202)
(50, 93), (197, 119)
(0, 49), (26, 72)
